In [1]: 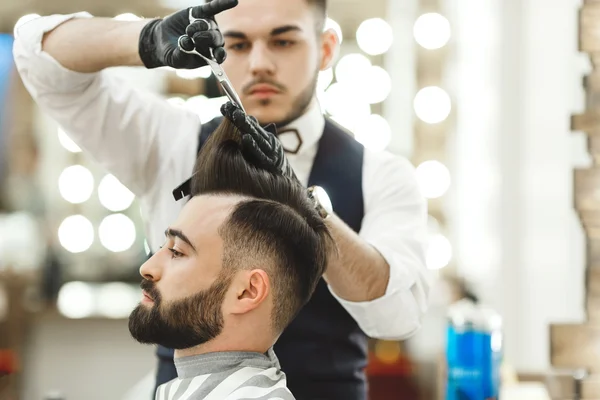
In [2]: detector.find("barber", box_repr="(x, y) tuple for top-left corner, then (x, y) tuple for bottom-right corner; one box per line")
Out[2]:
(13, 0), (429, 398)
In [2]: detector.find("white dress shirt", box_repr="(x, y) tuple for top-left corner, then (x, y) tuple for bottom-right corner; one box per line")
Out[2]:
(13, 12), (430, 340)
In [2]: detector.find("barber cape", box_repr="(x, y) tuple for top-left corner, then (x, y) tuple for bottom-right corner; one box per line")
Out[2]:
(155, 348), (294, 400)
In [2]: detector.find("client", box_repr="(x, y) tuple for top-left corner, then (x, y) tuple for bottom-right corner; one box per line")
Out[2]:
(128, 106), (332, 400)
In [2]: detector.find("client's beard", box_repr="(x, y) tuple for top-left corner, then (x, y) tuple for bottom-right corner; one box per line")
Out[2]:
(128, 274), (232, 350)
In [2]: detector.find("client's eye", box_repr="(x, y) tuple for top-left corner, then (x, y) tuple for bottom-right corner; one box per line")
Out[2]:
(169, 248), (184, 258)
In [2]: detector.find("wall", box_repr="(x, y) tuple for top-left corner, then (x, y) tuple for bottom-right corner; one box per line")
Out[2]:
(21, 312), (155, 400)
(448, 0), (590, 372)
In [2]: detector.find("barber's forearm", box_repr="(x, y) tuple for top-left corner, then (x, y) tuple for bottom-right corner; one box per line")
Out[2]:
(42, 18), (149, 73)
(322, 214), (390, 302)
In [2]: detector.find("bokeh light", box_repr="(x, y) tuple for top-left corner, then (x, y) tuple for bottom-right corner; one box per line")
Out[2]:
(58, 165), (94, 204)
(57, 281), (95, 319)
(354, 114), (392, 152)
(58, 215), (94, 253)
(335, 53), (372, 85)
(356, 18), (394, 55)
(426, 234), (452, 269)
(413, 13), (451, 50)
(98, 174), (135, 212)
(363, 66), (392, 104)
(317, 68), (334, 93)
(413, 86), (452, 124)
(324, 83), (371, 124)
(96, 282), (139, 318)
(57, 128), (82, 153)
(415, 160), (451, 198)
(99, 214), (137, 253)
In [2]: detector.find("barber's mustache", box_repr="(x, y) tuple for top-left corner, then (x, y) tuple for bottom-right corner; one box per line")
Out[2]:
(242, 79), (287, 95)
(140, 279), (161, 303)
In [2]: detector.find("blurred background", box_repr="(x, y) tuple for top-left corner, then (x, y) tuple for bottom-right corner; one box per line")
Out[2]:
(0, 0), (596, 399)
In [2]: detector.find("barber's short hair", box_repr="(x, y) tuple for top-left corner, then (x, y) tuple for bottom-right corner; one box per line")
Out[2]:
(191, 118), (332, 334)
(307, 0), (327, 14)
(307, 0), (327, 32)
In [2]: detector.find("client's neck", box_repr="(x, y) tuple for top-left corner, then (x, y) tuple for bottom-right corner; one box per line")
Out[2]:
(173, 331), (273, 359)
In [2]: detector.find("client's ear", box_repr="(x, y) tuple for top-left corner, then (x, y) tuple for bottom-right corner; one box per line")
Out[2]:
(228, 269), (270, 315)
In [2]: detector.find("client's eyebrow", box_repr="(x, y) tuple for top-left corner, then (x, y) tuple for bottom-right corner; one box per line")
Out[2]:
(164, 228), (197, 254)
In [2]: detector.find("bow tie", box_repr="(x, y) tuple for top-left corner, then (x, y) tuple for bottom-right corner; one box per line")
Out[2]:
(277, 128), (302, 154)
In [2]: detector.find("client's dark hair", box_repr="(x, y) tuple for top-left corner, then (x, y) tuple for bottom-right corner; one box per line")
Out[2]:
(191, 118), (332, 334)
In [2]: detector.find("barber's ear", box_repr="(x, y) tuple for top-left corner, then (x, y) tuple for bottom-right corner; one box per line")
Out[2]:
(229, 269), (270, 315)
(320, 29), (339, 71)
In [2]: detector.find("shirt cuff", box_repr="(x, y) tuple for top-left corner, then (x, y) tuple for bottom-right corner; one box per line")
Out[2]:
(326, 242), (427, 340)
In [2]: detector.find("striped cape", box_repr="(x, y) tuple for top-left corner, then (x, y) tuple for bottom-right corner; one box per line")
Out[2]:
(155, 348), (295, 400)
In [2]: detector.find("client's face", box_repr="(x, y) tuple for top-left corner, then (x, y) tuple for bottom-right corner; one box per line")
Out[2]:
(128, 195), (241, 349)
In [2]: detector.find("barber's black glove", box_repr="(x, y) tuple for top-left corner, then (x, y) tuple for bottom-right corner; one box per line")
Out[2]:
(221, 102), (299, 183)
(138, 0), (238, 69)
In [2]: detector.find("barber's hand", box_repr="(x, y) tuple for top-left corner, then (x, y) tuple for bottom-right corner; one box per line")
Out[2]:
(138, 0), (238, 69)
(221, 102), (299, 183)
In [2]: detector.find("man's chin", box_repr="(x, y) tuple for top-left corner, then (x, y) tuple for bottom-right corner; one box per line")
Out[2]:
(245, 103), (289, 126)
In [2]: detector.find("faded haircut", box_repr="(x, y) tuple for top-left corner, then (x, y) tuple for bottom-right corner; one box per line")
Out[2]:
(190, 118), (332, 334)
(307, 0), (328, 32)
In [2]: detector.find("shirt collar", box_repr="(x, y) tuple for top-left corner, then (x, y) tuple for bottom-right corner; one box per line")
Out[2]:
(174, 348), (280, 379)
(277, 101), (325, 155)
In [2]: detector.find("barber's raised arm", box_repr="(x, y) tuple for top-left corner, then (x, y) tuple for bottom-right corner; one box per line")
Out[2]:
(13, 13), (200, 198)
(13, 1), (237, 197)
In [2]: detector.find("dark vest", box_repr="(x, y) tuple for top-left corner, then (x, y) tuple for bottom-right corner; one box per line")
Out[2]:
(156, 117), (367, 400)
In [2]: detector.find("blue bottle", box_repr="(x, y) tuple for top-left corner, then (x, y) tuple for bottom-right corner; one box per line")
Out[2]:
(445, 299), (502, 400)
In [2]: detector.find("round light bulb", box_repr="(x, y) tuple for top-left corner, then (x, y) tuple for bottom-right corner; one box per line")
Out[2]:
(335, 53), (372, 85)
(363, 66), (392, 104)
(354, 114), (392, 152)
(317, 68), (334, 93)
(356, 18), (394, 55)
(413, 86), (452, 124)
(324, 83), (371, 121)
(57, 281), (95, 319)
(374, 340), (402, 364)
(58, 165), (94, 204)
(415, 160), (451, 198)
(426, 234), (452, 269)
(413, 13), (451, 50)
(98, 174), (135, 212)
(58, 215), (94, 253)
(96, 282), (138, 318)
(99, 214), (137, 253)
(57, 128), (82, 153)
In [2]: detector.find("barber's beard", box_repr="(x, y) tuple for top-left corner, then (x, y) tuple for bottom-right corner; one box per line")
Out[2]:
(260, 70), (320, 129)
(128, 274), (232, 350)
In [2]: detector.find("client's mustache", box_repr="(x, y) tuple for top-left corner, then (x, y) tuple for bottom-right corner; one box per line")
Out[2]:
(140, 279), (161, 303)
(242, 79), (287, 95)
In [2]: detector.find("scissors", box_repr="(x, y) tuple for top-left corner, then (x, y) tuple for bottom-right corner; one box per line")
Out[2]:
(177, 9), (245, 112)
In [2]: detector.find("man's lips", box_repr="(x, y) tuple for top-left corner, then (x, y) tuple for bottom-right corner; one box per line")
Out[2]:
(142, 291), (154, 303)
(248, 84), (281, 95)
